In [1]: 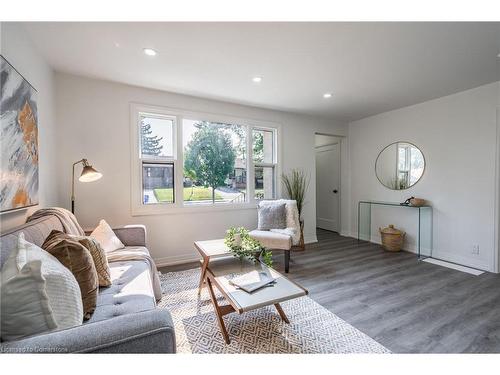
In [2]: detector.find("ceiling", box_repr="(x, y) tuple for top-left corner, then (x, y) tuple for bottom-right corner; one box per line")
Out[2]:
(23, 22), (500, 121)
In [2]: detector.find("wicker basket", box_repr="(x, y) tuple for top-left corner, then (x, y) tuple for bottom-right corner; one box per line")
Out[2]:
(379, 225), (405, 252)
(409, 197), (426, 207)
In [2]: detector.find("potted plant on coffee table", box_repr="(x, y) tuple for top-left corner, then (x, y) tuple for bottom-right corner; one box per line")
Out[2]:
(225, 227), (273, 267)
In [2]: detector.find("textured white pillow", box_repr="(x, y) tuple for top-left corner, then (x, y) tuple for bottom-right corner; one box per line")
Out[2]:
(0, 233), (83, 342)
(90, 219), (125, 253)
(259, 200), (301, 245)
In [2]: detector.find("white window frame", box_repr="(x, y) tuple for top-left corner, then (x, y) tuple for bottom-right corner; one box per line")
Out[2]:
(252, 127), (279, 201)
(138, 112), (176, 160)
(130, 103), (281, 216)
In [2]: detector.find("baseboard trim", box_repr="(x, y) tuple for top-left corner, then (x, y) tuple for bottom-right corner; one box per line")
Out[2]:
(340, 231), (491, 272)
(431, 250), (491, 272)
(316, 217), (339, 232)
(155, 254), (200, 268)
(422, 258), (485, 275)
(340, 231), (357, 238)
(304, 235), (318, 244)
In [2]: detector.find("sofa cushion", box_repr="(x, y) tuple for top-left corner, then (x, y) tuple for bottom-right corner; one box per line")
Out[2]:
(1, 234), (83, 342)
(42, 230), (98, 320)
(71, 236), (112, 287)
(1, 216), (64, 269)
(105, 245), (163, 301)
(85, 259), (156, 324)
(249, 230), (292, 250)
(90, 219), (125, 253)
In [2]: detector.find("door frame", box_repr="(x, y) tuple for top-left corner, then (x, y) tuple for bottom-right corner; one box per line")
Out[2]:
(314, 132), (345, 234)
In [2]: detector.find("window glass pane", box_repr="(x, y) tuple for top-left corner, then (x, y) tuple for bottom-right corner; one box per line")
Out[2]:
(252, 129), (274, 163)
(397, 146), (407, 171)
(142, 163), (174, 204)
(183, 119), (247, 205)
(409, 147), (425, 185)
(140, 114), (174, 159)
(254, 166), (275, 200)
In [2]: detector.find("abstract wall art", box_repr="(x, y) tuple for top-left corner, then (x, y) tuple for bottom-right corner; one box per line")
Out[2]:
(0, 55), (39, 213)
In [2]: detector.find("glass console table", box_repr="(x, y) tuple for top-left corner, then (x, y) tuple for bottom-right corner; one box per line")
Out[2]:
(358, 200), (433, 259)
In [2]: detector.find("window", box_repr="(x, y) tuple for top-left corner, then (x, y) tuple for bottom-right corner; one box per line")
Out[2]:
(397, 144), (410, 188)
(131, 104), (279, 214)
(140, 114), (174, 159)
(142, 163), (174, 204)
(183, 119), (247, 205)
(138, 112), (177, 205)
(252, 129), (276, 200)
(395, 142), (424, 189)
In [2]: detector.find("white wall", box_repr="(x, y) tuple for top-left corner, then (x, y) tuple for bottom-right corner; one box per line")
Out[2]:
(54, 73), (347, 265)
(348, 82), (500, 272)
(0, 22), (58, 231)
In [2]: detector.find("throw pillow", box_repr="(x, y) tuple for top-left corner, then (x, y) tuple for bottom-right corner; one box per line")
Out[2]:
(90, 219), (125, 253)
(1, 233), (83, 342)
(72, 235), (112, 287)
(42, 230), (98, 320)
(261, 199), (301, 245)
(258, 202), (287, 230)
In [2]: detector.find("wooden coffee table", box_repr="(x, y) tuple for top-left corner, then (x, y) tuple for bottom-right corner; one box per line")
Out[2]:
(194, 239), (232, 295)
(194, 239), (308, 344)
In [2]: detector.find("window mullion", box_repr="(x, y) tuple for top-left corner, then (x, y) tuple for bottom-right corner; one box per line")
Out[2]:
(247, 125), (255, 203)
(254, 162), (276, 168)
(174, 116), (183, 206)
(137, 158), (144, 207)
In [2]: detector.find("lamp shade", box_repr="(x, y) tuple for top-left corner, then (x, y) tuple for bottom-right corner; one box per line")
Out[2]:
(79, 165), (102, 182)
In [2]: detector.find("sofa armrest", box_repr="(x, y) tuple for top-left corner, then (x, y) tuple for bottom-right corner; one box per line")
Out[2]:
(113, 225), (147, 247)
(0, 309), (175, 353)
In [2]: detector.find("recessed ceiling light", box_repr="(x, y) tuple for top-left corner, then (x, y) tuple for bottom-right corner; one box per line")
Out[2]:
(323, 93), (332, 98)
(143, 48), (157, 56)
(252, 76), (262, 83)
(114, 42), (120, 48)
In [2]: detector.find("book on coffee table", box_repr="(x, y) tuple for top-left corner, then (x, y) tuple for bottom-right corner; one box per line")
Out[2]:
(229, 270), (277, 293)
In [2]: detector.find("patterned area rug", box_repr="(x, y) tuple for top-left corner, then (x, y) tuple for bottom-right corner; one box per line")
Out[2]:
(158, 268), (390, 354)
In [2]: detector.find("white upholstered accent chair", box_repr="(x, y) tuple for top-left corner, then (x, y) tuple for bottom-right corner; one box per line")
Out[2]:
(249, 199), (303, 273)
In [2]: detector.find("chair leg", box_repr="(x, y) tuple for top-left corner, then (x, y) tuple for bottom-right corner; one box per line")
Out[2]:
(284, 250), (290, 273)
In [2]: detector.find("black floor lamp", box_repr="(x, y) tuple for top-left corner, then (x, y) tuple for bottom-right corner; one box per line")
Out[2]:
(72, 158), (102, 214)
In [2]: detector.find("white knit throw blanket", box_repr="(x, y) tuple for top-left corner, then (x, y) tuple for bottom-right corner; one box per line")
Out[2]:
(106, 247), (163, 301)
(27, 207), (85, 236)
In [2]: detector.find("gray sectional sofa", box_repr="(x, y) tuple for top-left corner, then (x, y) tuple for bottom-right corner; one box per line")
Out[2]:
(0, 215), (176, 353)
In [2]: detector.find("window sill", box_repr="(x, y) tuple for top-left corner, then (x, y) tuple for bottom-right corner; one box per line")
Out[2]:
(130, 202), (258, 217)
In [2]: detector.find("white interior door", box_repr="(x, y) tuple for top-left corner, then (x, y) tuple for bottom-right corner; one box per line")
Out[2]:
(315, 143), (340, 232)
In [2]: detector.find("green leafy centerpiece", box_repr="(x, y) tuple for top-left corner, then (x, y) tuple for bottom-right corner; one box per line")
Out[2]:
(224, 227), (273, 267)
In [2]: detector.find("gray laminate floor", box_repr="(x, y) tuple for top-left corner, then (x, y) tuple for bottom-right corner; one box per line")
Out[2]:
(159, 229), (500, 353)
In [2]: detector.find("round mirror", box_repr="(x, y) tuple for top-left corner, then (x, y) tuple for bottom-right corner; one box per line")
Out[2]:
(375, 142), (425, 190)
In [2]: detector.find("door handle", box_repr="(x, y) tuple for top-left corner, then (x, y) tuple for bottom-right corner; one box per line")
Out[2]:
(333, 189), (338, 194)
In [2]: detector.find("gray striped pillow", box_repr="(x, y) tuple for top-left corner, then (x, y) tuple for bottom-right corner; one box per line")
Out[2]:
(72, 236), (111, 287)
